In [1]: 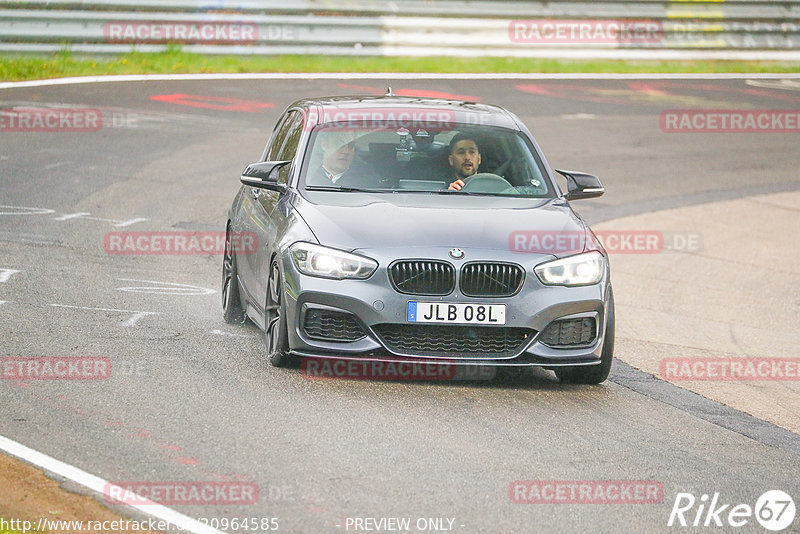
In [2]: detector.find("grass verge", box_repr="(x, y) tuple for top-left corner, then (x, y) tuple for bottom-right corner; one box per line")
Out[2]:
(1, 47), (799, 81)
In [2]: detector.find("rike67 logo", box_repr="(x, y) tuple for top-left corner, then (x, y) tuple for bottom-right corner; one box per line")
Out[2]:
(668, 490), (795, 531)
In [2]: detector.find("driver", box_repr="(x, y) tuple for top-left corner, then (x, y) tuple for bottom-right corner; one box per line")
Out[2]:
(446, 133), (481, 190)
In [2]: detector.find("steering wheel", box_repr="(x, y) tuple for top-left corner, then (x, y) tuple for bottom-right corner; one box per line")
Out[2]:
(460, 173), (513, 193)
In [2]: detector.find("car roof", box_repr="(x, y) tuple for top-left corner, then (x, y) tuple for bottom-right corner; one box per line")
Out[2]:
(288, 95), (521, 130)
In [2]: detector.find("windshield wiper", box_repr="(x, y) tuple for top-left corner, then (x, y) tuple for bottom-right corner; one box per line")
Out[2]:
(434, 189), (486, 195)
(305, 185), (395, 193)
(305, 185), (527, 197)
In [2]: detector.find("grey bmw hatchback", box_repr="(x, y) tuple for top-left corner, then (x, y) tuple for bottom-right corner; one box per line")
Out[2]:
(223, 95), (614, 384)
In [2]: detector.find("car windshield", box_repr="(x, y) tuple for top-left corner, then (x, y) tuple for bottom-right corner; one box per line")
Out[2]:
(300, 122), (554, 197)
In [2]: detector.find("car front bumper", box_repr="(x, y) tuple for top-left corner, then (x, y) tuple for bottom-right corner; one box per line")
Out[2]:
(280, 248), (611, 368)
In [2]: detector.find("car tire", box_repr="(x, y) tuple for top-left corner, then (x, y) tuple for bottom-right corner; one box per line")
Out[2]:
(265, 261), (296, 367)
(555, 287), (615, 385)
(222, 224), (246, 324)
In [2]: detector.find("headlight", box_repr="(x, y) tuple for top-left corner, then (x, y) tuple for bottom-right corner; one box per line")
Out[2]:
(534, 251), (605, 286)
(290, 242), (377, 280)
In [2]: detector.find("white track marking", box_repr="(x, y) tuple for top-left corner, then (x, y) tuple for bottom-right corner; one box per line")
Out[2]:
(0, 72), (800, 91)
(119, 312), (157, 327)
(53, 212), (91, 221)
(0, 207), (146, 227)
(116, 278), (216, 296)
(0, 435), (225, 534)
(745, 79), (800, 91)
(76, 215), (118, 223)
(0, 269), (20, 283)
(0, 205), (55, 216)
(559, 113), (598, 120)
(50, 213), (149, 227)
(114, 218), (149, 227)
(49, 304), (157, 327)
(43, 161), (74, 170)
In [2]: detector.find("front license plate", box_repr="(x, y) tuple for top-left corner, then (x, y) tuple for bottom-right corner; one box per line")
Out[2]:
(407, 302), (506, 325)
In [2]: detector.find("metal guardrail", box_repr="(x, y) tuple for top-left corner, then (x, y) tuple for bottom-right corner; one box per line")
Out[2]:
(1, 1), (799, 58)
(5, 0), (800, 19)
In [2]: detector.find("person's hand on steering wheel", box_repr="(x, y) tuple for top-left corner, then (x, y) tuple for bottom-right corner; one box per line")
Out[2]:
(448, 179), (464, 191)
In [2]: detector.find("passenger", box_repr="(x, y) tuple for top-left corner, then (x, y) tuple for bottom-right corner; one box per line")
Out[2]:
(446, 133), (482, 191)
(308, 131), (379, 188)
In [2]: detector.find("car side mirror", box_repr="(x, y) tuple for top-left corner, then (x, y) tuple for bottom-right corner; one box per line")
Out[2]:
(555, 169), (604, 200)
(240, 160), (291, 192)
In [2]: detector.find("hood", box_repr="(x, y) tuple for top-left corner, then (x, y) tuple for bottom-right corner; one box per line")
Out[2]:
(293, 192), (589, 255)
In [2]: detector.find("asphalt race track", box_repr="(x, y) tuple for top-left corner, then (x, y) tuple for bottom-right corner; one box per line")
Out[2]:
(1, 76), (799, 533)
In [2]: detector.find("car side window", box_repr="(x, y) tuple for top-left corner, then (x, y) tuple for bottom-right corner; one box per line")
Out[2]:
(275, 113), (304, 185)
(264, 111), (297, 162)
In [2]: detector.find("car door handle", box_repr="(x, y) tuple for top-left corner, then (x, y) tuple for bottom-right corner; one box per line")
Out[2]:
(251, 187), (259, 199)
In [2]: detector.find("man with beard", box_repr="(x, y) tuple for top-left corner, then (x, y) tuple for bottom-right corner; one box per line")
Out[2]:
(446, 133), (482, 191)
